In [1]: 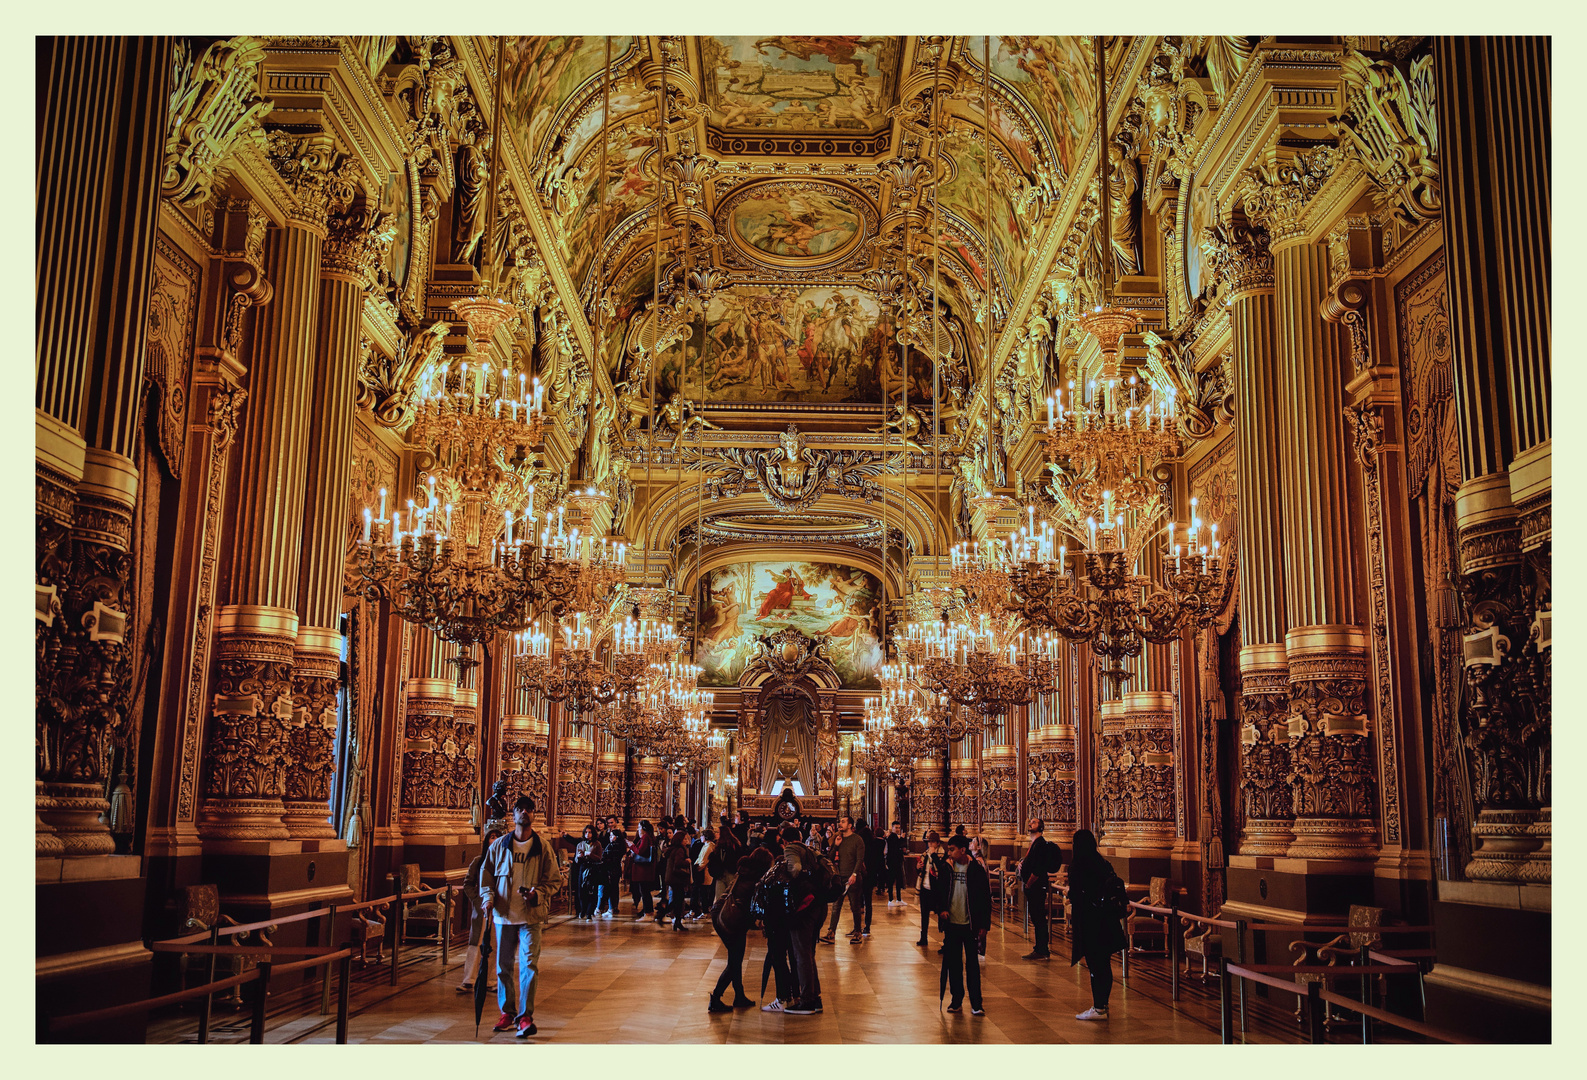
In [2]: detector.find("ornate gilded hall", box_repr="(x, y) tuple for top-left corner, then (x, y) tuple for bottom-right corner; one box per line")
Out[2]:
(33, 29), (1551, 1047)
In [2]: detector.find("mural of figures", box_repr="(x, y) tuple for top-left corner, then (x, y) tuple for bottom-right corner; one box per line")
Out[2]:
(938, 125), (1029, 296)
(558, 121), (656, 288)
(699, 561), (883, 689)
(702, 36), (897, 131)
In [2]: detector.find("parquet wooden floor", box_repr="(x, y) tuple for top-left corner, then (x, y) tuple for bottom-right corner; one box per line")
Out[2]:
(157, 890), (1301, 1044)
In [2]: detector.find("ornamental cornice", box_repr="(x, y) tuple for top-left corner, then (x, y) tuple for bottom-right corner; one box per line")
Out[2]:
(265, 129), (362, 233)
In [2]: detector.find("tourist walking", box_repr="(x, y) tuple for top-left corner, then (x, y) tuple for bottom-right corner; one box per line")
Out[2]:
(479, 796), (561, 1038)
(662, 827), (694, 929)
(884, 821), (907, 903)
(1066, 828), (1128, 1021)
(915, 830), (947, 947)
(931, 835), (990, 1016)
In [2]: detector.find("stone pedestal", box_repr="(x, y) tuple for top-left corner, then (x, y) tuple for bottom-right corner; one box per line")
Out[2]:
(1285, 626), (1379, 860)
(1237, 644), (1293, 856)
(283, 627), (340, 838)
(1098, 692), (1176, 863)
(555, 736), (595, 829)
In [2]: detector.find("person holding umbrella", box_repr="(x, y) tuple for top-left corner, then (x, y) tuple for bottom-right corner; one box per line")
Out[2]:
(930, 834), (990, 1016)
(457, 828), (502, 994)
(479, 795), (561, 1039)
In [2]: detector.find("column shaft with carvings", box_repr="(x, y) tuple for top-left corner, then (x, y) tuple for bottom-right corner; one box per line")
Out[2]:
(628, 756), (666, 830)
(1434, 36), (1551, 883)
(1206, 215), (1293, 854)
(36, 37), (174, 854)
(498, 714), (550, 824)
(948, 738), (979, 833)
(979, 717), (1018, 845)
(1268, 210), (1377, 860)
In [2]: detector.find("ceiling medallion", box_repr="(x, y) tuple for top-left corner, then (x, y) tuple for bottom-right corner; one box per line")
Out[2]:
(716, 178), (877, 272)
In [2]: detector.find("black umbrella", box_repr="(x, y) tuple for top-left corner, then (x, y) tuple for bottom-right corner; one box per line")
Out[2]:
(474, 921), (494, 1037)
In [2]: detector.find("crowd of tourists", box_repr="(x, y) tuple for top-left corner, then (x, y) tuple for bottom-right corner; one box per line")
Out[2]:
(460, 797), (1129, 1038)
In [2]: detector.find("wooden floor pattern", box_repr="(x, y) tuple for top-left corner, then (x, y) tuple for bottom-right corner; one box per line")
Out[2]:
(156, 891), (1303, 1045)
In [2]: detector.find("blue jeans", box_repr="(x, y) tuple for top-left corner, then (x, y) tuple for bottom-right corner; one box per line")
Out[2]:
(495, 921), (543, 1021)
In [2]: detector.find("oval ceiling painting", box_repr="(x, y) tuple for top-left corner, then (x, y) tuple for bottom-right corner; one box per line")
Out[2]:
(724, 180), (868, 269)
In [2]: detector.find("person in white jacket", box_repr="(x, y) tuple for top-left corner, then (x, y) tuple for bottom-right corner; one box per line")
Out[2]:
(478, 795), (562, 1038)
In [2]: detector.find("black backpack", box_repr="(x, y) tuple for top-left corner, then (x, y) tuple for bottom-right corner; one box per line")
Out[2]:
(752, 861), (795, 924)
(812, 851), (843, 904)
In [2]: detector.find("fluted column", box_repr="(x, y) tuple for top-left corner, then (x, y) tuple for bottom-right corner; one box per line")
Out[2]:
(200, 135), (347, 839)
(1434, 37), (1551, 883)
(1206, 215), (1293, 854)
(1271, 233), (1376, 861)
(628, 756), (666, 829)
(556, 727), (595, 830)
(35, 37), (173, 855)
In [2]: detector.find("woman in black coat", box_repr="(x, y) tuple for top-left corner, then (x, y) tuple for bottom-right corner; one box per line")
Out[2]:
(707, 845), (772, 1012)
(1066, 829), (1128, 1021)
(629, 821), (658, 918)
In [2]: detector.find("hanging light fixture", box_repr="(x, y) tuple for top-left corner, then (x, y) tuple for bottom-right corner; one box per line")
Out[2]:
(1008, 37), (1228, 694)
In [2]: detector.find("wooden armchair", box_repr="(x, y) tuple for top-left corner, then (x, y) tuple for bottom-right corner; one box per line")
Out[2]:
(1127, 877), (1171, 955)
(394, 864), (446, 945)
(351, 906), (386, 965)
(1289, 904), (1385, 1023)
(173, 885), (276, 1008)
(1183, 909), (1225, 982)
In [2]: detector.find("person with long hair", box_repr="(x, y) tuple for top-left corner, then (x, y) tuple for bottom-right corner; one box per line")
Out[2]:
(1066, 829), (1129, 1021)
(573, 824), (604, 920)
(629, 820), (657, 919)
(707, 843), (771, 1012)
(457, 827), (503, 993)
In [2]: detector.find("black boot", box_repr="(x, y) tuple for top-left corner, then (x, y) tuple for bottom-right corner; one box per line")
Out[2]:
(708, 995), (732, 1013)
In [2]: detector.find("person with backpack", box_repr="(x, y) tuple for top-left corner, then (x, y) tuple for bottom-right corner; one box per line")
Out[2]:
(776, 824), (827, 1014)
(707, 844), (771, 1013)
(930, 835), (991, 1016)
(820, 815), (866, 944)
(1066, 828), (1129, 1020)
(598, 822), (627, 918)
(1019, 817), (1062, 960)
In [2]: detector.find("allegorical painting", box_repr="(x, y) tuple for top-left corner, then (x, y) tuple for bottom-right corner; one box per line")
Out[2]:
(698, 561), (884, 689)
(701, 36), (897, 131)
(728, 187), (863, 262)
(646, 286), (935, 407)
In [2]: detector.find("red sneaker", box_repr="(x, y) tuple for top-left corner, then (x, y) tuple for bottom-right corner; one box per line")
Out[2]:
(492, 1011), (513, 1033)
(515, 1015), (537, 1039)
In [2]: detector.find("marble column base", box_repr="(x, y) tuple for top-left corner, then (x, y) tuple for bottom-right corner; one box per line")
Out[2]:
(1286, 816), (1379, 860)
(38, 781), (115, 856)
(1464, 808), (1543, 883)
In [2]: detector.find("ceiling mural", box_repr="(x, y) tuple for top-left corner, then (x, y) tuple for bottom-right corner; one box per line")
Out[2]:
(725, 183), (866, 266)
(937, 125), (1030, 302)
(965, 36), (1096, 179)
(699, 560), (884, 688)
(701, 36), (900, 132)
(502, 36), (637, 166)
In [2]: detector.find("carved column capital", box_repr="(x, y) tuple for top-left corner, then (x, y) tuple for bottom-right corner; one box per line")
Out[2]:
(1236, 146), (1338, 246)
(163, 36), (274, 208)
(265, 130), (360, 234)
(1203, 216), (1273, 297)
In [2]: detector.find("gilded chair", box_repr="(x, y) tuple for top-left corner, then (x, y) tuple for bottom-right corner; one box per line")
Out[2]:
(395, 863), (447, 945)
(1127, 877), (1171, 955)
(1289, 904), (1385, 1023)
(173, 885), (276, 1007)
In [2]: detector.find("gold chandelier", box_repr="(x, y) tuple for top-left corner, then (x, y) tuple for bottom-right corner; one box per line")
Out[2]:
(354, 352), (548, 684)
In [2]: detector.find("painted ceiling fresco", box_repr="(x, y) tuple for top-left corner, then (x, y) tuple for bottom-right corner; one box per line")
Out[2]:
(492, 36), (1102, 416)
(699, 560), (884, 688)
(701, 37), (900, 132)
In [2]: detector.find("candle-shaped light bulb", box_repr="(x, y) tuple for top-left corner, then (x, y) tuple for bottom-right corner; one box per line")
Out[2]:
(363, 507), (372, 544)
(378, 487), (388, 520)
